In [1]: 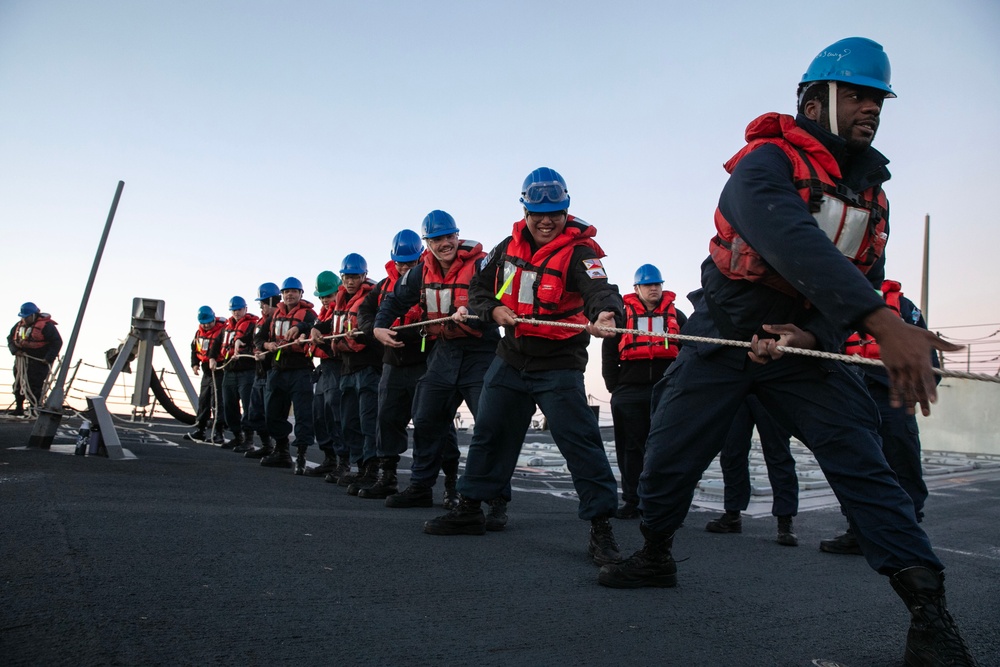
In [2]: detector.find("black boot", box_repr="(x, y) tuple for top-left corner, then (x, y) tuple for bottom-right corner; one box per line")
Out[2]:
(385, 484), (434, 508)
(424, 496), (486, 536)
(598, 523), (677, 589)
(337, 461), (365, 487)
(485, 497), (508, 532)
(305, 451), (338, 477)
(358, 457), (399, 499)
(890, 566), (979, 666)
(221, 431), (242, 450)
(294, 445), (308, 475)
(820, 526), (863, 555)
(261, 438), (292, 468)
(589, 517), (622, 566)
(705, 510), (742, 533)
(616, 502), (640, 520)
(347, 459), (379, 496)
(183, 428), (207, 442)
(776, 515), (798, 547)
(324, 455), (352, 484)
(442, 458), (460, 510)
(244, 434), (272, 459)
(233, 430), (255, 454)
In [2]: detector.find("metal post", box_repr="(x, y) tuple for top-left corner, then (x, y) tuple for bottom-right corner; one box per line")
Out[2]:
(29, 181), (124, 448)
(920, 214), (930, 322)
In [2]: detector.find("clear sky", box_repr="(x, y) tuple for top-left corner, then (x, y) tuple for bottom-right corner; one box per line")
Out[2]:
(2, 0), (999, 407)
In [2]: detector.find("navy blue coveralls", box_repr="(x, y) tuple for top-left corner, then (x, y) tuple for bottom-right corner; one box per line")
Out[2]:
(602, 305), (687, 508)
(718, 395), (798, 517)
(263, 304), (317, 447)
(212, 315), (257, 438)
(246, 313), (272, 438)
(7, 315), (62, 411)
(308, 309), (345, 461)
(459, 224), (622, 520)
(190, 323), (226, 434)
(638, 114), (943, 575)
(357, 275), (458, 468)
(373, 257), (500, 491)
(854, 293), (936, 521)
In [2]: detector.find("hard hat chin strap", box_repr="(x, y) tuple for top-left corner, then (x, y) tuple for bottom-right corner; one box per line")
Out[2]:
(828, 81), (839, 137)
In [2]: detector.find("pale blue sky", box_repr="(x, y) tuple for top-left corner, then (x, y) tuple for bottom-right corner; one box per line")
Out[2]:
(2, 0), (999, 398)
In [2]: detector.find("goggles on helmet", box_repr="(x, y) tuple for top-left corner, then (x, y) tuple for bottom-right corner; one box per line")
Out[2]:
(521, 181), (568, 205)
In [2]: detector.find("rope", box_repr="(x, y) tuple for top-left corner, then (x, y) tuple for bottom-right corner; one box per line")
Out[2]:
(507, 316), (1000, 384)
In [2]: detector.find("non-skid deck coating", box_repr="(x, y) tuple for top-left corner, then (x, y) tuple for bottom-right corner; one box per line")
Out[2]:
(2, 416), (999, 667)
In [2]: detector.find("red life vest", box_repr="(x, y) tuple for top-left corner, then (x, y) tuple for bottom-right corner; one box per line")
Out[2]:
(270, 299), (316, 355)
(380, 259), (425, 328)
(496, 216), (603, 340)
(14, 314), (56, 351)
(709, 113), (889, 297)
(332, 281), (375, 353)
(618, 292), (680, 361)
(194, 318), (227, 363)
(844, 280), (903, 359)
(421, 241), (484, 339)
(222, 313), (259, 359)
(310, 302), (336, 360)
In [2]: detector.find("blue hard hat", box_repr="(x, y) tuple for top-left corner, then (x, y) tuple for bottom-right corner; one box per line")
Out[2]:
(391, 229), (424, 262)
(255, 282), (280, 301)
(633, 264), (664, 286)
(800, 37), (896, 98)
(280, 277), (304, 292)
(340, 253), (368, 275)
(197, 305), (216, 324)
(520, 167), (571, 213)
(421, 210), (460, 239)
(18, 302), (40, 318)
(229, 296), (247, 310)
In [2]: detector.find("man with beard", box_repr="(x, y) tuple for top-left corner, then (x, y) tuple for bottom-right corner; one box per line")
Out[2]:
(596, 38), (977, 667)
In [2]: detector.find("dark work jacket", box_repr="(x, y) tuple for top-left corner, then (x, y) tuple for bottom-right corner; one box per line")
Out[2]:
(690, 113), (890, 362)
(374, 261), (500, 355)
(469, 229), (624, 373)
(358, 277), (433, 368)
(602, 307), (688, 391)
(252, 313), (274, 378)
(7, 318), (62, 364)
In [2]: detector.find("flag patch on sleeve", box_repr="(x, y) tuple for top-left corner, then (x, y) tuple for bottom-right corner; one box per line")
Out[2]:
(582, 258), (607, 279)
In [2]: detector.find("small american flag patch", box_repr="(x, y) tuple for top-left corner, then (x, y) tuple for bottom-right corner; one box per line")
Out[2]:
(582, 258), (607, 279)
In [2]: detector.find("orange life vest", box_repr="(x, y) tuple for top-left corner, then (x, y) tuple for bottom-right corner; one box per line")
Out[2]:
(421, 241), (484, 339)
(709, 113), (888, 297)
(844, 280), (902, 359)
(496, 216), (603, 340)
(14, 314), (56, 351)
(194, 318), (227, 363)
(270, 300), (316, 355)
(222, 313), (259, 359)
(332, 281), (375, 353)
(380, 259), (425, 328)
(618, 292), (680, 361)
(310, 302), (336, 360)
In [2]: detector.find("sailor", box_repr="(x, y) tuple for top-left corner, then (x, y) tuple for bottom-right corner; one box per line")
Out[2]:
(217, 296), (259, 451)
(373, 211), (501, 514)
(601, 264), (687, 519)
(186, 305), (227, 443)
(244, 282), (281, 459)
(422, 168), (624, 568)
(596, 38), (976, 666)
(6, 302), (62, 417)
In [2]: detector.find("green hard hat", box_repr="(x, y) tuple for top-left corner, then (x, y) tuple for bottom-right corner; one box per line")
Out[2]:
(314, 270), (342, 297)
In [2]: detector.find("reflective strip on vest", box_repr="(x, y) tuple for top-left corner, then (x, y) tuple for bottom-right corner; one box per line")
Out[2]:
(813, 194), (872, 261)
(635, 316), (665, 335)
(424, 287), (452, 316)
(501, 260), (537, 305)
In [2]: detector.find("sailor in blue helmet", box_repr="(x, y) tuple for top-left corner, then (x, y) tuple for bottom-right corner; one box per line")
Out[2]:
(422, 168), (626, 568)
(259, 277), (319, 473)
(185, 306), (228, 443)
(597, 38), (977, 666)
(244, 283), (281, 459)
(356, 230), (460, 501)
(7, 302), (62, 416)
(601, 264), (687, 520)
(373, 211), (503, 513)
(217, 296), (260, 452)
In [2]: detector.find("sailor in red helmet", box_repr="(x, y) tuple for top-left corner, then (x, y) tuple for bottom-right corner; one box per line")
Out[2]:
(601, 264), (686, 520)
(597, 38), (976, 667)
(422, 167), (624, 568)
(6, 302), (62, 417)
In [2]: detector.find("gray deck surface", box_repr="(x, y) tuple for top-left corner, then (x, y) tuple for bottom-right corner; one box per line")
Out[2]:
(2, 416), (998, 667)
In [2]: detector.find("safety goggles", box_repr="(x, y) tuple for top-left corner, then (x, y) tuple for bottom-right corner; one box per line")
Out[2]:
(521, 181), (568, 205)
